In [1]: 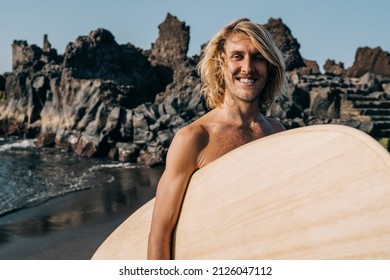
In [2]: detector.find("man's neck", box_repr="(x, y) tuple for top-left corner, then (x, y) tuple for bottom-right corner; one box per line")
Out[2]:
(218, 100), (263, 127)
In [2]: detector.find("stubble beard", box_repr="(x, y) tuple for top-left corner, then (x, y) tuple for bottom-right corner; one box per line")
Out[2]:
(225, 78), (264, 105)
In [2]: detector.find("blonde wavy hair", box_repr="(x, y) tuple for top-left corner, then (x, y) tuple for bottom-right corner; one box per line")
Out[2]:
(197, 18), (287, 110)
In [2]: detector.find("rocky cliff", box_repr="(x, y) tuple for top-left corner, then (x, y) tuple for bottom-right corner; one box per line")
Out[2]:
(0, 14), (389, 165)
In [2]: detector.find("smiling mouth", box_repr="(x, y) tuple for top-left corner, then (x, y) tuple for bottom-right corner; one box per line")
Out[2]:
(236, 77), (258, 84)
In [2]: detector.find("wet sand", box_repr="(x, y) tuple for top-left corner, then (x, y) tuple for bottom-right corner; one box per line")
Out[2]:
(0, 166), (164, 260)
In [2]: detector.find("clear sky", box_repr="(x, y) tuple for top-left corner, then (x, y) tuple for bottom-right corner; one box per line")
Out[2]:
(1, 0), (389, 74)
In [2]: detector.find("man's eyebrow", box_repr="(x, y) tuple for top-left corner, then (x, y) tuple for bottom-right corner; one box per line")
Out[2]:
(228, 50), (263, 56)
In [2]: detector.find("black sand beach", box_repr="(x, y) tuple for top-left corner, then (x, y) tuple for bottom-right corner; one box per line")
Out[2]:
(0, 165), (164, 260)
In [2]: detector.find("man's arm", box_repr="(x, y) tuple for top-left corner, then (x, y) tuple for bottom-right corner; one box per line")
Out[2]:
(147, 126), (205, 259)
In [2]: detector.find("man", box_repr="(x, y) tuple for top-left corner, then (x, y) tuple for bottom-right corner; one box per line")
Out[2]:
(147, 18), (287, 259)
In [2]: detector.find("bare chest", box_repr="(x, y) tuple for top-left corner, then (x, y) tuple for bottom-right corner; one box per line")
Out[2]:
(198, 126), (270, 168)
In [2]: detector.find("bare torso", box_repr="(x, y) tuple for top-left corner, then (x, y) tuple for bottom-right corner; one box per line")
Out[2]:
(187, 109), (284, 168)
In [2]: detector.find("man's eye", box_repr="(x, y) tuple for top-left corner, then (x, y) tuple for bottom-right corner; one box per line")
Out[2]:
(231, 54), (242, 60)
(255, 55), (265, 61)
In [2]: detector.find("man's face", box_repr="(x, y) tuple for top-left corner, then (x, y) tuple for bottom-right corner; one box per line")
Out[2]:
(223, 33), (268, 104)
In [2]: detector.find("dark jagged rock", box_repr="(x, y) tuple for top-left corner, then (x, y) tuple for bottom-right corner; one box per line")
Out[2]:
(1, 26), (177, 160)
(148, 13), (191, 89)
(12, 40), (43, 72)
(346, 47), (390, 78)
(0, 74), (5, 92)
(12, 37), (60, 72)
(62, 28), (165, 106)
(310, 87), (342, 119)
(149, 13), (190, 69)
(264, 18), (306, 71)
(324, 59), (346, 76)
(299, 59), (321, 75)
(275, 72), (390, 138)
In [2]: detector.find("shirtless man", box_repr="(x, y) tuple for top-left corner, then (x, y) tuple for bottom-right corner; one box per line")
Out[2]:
(147, 18), (288, 259)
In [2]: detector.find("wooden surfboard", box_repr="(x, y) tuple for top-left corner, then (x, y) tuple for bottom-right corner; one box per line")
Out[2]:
(92, 124), (390, 259)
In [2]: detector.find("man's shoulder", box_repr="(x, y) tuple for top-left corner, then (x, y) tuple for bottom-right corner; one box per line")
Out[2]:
(165, 118), (210, 169)
(177, 110), (216, 138)
(175, 120), (209, 145)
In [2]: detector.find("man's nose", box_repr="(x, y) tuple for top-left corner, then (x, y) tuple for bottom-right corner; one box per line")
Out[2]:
(241, 57), (254, 73)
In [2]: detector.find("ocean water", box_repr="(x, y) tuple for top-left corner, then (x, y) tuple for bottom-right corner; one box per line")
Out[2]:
(0, 137), (163, 237)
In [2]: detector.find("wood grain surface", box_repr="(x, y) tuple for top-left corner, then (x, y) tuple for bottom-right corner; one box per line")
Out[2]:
(92, 124), (390, 260)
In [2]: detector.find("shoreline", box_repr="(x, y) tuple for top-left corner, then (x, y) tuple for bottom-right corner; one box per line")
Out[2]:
(0, 166), (163, 260)
(0, 208), (129, 260)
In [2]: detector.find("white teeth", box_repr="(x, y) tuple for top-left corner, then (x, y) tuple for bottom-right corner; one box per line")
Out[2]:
(239, 78), (255, 83)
